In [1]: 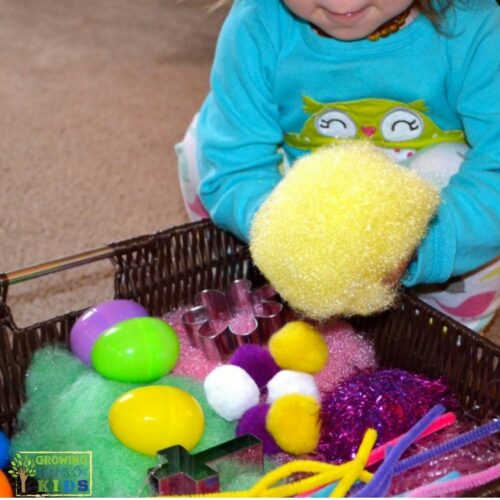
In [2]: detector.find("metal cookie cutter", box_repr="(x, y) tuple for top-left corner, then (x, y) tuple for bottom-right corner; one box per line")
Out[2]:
(181, 279), (284, 360)
(148, 434), (263, 496)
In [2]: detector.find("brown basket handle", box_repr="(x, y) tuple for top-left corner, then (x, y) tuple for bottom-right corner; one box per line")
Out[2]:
(0, 246), (117, 325)
(0, 273), (7, 303)
(0, 273), (14, 329)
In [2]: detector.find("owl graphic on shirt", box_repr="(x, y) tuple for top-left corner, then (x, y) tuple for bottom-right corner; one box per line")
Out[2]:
(285, 97), (465, 163)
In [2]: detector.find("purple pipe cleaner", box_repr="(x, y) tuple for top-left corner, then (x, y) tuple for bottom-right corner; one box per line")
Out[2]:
(388, 418), (500, 495)
(353, 404), (446, 497)
(395, 418), (500, 474)
(358, 417), (500, 497)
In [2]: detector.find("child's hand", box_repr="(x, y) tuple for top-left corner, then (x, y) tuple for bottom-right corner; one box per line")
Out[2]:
(383, 260), (410, 287)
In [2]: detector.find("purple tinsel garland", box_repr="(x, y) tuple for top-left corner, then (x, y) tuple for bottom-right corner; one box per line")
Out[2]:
(317, 368), (457, 464)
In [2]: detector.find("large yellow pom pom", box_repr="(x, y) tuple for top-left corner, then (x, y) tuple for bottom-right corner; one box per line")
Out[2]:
(250, 141), (440, 319)
(266, 394), (321, 455)
(269, 321), (328, 374)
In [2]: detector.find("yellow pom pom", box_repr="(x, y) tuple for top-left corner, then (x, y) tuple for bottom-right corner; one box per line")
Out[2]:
(250, 141), (440, 319)
(269, 321), (328, 374)
(266, 394), (321, 455)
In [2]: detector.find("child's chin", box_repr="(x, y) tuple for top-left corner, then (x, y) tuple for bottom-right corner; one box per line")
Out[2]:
(314, 24), (374, 41)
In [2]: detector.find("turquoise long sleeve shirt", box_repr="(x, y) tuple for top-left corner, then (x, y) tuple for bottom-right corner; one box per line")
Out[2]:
(197, 0), (500, 286)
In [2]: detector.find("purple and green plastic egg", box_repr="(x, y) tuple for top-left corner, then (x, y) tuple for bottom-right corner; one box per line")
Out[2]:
(91, 317), (180, 383)
(70, 299), (148, 365)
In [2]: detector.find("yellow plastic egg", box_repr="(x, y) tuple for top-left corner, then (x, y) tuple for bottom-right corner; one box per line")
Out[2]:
(109, 385), (205, 455)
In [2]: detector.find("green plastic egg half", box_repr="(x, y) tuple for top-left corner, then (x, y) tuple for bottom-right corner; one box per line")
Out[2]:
(91, 317), (179, 383)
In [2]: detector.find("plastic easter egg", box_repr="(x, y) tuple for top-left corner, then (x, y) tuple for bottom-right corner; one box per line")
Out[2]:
(0, 431), (9, 469)
(0, 470), (13, 498)
(70, 299), (148, 365)
(109, 385), (205, 455)
(91, 317), (179, 383)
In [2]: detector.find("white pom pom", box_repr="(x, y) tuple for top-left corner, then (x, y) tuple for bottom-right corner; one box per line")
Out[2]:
(204, 365), (260, 421)
(267, 370), (320, 403)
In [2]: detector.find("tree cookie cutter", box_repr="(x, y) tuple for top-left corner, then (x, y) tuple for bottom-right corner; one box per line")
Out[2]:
(181, 279), (285, 360)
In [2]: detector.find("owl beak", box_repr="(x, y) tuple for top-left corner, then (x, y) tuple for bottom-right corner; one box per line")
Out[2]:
(361, 126), (376, 137)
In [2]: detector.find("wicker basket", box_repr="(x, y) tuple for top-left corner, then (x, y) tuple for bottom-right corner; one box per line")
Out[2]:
(1, 220), (499, 495)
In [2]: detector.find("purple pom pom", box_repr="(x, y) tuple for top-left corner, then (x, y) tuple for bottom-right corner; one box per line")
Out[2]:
(318, 369), (457, 463)
(230, 345), (280, 388)
(236, 404), (281, 455)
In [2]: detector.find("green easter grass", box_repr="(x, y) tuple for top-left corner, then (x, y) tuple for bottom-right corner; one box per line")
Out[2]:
(10, 347), (243, 497)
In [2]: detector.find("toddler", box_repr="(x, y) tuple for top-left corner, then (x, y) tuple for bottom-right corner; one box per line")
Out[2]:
(176, 0), (500, 332)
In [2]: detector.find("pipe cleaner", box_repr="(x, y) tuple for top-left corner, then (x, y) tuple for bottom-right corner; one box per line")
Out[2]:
(392, 471), (461, 497)
(250, 429), (375, 498)
(350, 416), (500, 498)
(353, 404), (446, 497)
(394, 418), (500, 475)
(366, 411), (456, 466)
(297, 411), (456, 498)
(330, 428), (376, 498)
(172, 429), (377, 498)
(405, 463), (500, 497)
(305, 413), (498, 498)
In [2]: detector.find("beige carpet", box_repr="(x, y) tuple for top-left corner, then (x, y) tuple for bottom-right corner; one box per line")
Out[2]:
(1, 0), (498, 344)
(0, 0), (228, 326)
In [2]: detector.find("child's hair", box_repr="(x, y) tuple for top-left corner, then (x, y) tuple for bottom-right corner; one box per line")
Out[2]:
(209, 0), (455, 28)
(415, 0), (454, 28)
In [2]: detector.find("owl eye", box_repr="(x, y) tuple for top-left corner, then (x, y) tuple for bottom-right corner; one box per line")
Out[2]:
(314, 110), (357, 138)
(381, 108), (424, 142)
